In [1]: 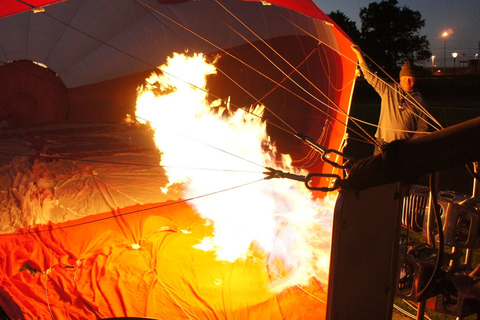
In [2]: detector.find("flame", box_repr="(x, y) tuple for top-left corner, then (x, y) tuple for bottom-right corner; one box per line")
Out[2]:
(135, 52), (335, 292)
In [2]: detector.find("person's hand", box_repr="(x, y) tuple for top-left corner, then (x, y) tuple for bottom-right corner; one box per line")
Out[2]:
(351, 45), (364, 64)
(355, 67), (362, 77)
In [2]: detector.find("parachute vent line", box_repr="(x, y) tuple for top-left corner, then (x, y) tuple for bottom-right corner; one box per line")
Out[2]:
(11, 1), (368, 162)
(137, 0), (331, 139)
(215, 0), (340, 114)
(213, 0), (370, 145)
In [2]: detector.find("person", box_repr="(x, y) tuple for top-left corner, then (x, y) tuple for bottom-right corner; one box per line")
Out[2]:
(352, 46), (429, 154)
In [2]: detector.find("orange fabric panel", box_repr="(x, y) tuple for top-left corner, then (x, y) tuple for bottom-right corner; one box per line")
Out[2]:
(0, 201), (327, 319)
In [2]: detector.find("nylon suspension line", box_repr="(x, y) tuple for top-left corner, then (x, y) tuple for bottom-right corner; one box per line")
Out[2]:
(40, 3), (269, 130)
(139, 0), (364, 147)
(137, 0), (310, 136)
(214, 0), (363, 139)
(0, 177), (269, 238)
(214, 0), (342, 112)
(39, 1), (357, 149)
(140, 1), (376, 169)
(286, 21), (380, 147)
(39, 2), (354, 181)
(356, 50), (443, 131)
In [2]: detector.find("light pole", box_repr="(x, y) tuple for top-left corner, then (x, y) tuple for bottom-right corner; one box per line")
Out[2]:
(442, 31), (448, 74)
(452, 52), (458, 76)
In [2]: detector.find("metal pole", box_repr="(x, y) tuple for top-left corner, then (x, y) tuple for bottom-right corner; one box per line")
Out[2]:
(444, 37), (446, 74)
(416, 301), (426, 320)
(478, 41), (480, 75)
(453, 57), (456, 76)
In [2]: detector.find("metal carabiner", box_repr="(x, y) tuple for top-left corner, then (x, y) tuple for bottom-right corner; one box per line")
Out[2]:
(321, 149), (354, 170)
(296, 133), (354, 170)
(305, 173), (341, 192)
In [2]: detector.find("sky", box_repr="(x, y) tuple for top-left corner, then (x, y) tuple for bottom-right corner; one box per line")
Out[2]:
(313, 0), (480, 67)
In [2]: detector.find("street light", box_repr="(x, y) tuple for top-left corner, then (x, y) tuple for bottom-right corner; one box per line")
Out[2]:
(442, 31), (448, 74)
(452, 52), (458, 76)
(431, 55), (436, 67)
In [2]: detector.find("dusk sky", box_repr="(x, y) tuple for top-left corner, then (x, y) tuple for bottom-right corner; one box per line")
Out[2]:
(313, 0), (480, 68)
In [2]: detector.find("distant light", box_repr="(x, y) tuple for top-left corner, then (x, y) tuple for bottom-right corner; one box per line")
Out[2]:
(442, 31), (448, 37)
(33, 8), (45, 14)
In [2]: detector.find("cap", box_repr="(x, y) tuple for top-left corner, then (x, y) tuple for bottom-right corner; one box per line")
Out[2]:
(399, 61), (416, 78)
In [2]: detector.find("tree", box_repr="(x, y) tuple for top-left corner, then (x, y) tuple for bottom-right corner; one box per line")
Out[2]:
(359, 0), (431, 76)
(328, 10), (361, 45)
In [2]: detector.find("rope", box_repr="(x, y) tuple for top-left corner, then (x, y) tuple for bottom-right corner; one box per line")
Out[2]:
(0, 178), (266, 237)
(29, 4), (277, 133)
(43, 270), (56, 320)
(140, 0), (369, 150)
(356, 49), (443, 132)
(25, 0), (350, 164)
(4, 0), (368, 173)
(7, 0), (448, 165)
(0, 3), (450, 319)
(392, 304), (417, 319)
(400, 299), (433, 320)
(0, 150), (264, 175)
(257, 46), (316, 104)
(136, 0), (298, 134)
(289, 19), (443, 145)
(214, 0), (342, 116)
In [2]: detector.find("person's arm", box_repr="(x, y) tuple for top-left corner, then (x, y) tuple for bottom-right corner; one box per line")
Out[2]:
(413, 98), (429, 137)
(352, 45), (377, 88)
(413, 117), (429, 137)
(351, 46), (382, 89)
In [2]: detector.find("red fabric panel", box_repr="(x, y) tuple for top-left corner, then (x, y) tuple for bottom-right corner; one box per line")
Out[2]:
(243, 0), (330, 21)
(0, 0), (65, 19)
(0, 1), (28, 19)
(0, 201), (327, 319)
(243, 0), (353, 42)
